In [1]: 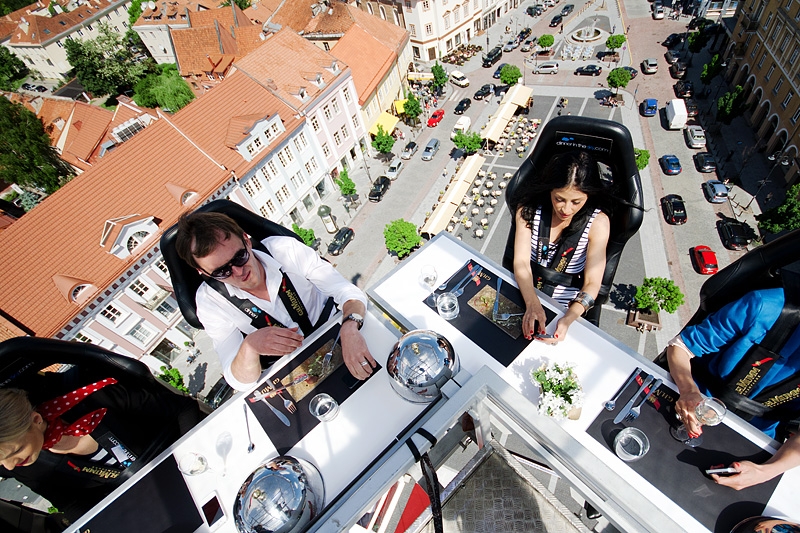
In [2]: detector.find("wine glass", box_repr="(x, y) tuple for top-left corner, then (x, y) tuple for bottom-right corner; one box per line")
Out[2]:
(670, 397), (727, 447)
(216, 432), (233, 477)
(419, 265), (438, 304)
(179, 452), (209, 476)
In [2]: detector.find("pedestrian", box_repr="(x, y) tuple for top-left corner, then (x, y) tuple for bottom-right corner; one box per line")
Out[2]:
(612, 25), (616, 33)
(560, 24), (564, 34)
(557, 109), (562, 116)
(626, 25), (630, 33)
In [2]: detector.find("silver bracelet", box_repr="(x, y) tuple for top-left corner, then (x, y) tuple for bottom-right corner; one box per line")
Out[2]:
(569, 291), (595, 314)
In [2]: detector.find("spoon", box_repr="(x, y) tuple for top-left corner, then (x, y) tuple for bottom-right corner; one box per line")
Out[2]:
(604, 367), (642, 411)
(243, 404), (255, 453)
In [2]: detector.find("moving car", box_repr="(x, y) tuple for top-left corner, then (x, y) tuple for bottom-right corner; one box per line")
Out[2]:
(718, 220), (751, 250)
(368, 176), (391, 202)
(652, 5), (665, 19)
(670, 62), (687, 79)
(386, 158), (404, 180)
(328, 227), (355, 256)
(622, 66), (638, 79)
(473, 83), (495, 99)
(454, 98), (471, 115)
(641, 98), (658, 117)
(674, 80), (694, 98)
(493, 63), (508, 79)
(642, 58), (659, 74)
(400, 141), (418, 159)
(482, 46), (503, 67)
(427, 109), (445, 127)
(521, 39), (534, 52)
(518, 27), (533, 41)
(665, 50), (682, 64)
(550, 14), (563, 27)
(660, 154), (682, 175)
(544, 0), (555, 7)
(691, 245), (718, 274)
(503, 39), (517, 52)
(702, 179), (729, 203)
(561, 4), (575, 16)
(533, 61), (559, 74)
(575, 64), (603, 76)
(684, 125), (706, 148)
(694, 152), (717, 172)
(450, 70), (470, 87)
(661, 194), (687, 225)
(421, 138), (440, 161)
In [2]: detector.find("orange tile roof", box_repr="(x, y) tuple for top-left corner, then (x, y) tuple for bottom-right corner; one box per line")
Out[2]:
(189, 2), (249, 28)
(4, 93), (76, 146)
(233, 28), (347, 113)
(303, 1), (353, 35)
(133, 0), (212, 27)
(60, 102), (114, 166)
(242, 0), (277, 24)
(10, 0), (126, 45)
(345, 4), (408, 54)
(263, 0), (312, 32)
(172, 23), (264, 76)
(0, 113), (232, 337)
(330, 24), (395, 106)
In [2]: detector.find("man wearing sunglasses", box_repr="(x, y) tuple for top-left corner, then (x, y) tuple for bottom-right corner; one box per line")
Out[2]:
(175, 212), (375, 390)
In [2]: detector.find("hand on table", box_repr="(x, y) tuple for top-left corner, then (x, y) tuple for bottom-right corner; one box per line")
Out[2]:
(341, 326), (376, 380)
(522, 301), (547, 341)
(712, 461), (772, 490)
(674, 389), (705, 438)
(246, 326), (304, 355)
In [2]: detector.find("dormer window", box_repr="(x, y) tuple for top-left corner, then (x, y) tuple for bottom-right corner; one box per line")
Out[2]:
(298, 87), (307, 99)
(101, 215), (159, 259)
(127, 231), (151, 252)
(181, 191), (198, 204)
(71, 284), (88, 302)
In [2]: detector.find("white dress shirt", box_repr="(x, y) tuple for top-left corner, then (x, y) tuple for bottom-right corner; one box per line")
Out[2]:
(196, 235), (367, 390)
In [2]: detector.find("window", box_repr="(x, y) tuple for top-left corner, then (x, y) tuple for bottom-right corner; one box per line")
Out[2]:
(764, 12), (773, 29)
(340, 125), (349, 140)
(464, 4), (469, 16)
(333, 131), (342, 146)
(260, 166), (273, 183)
(766, 63), (775, 80)
(129, 323), (152, 343)
(305, 157), (318, 174)
(247, 136), (263, 155)
(77, 29), (84, 36)
(774, 77), (784, 94)
(405, 1), (411, 11)
(73, 332), (93, 343)
(122, 21), (128, 27)
(244, 176), (263, 197)
(331, 99), (340, 114)
(127, 231), (150, 252)
(276, 185), (291, 204)
(311, 116), (320, 132)
(323, 105), (332, 120)
(454, 8), (460, 22)
(423, 0), (430, 10)
(101, 304), (122, 324)
(781, 34), (791, 51)
(409, 23), (416, 36)
(294, 133), (308, 151)
(786, 0), (793, 10)
(57, 41), (63, 48)
(322, 143), (331, 158)
(426, 23), (433, 35)
(791, 46), (800, 63)
(751, 41), (761, 57)
(277, 147), (294, 166)
(291, 172), (305, 188)
(155, 300), (177, 318)
(474, 0), (478, 7)
(444, 12), (451, 29)
(759, 52), (767, 68)
(783, 91), (794, 108)
(770, 22), (783, 41)
(71, 284), (88, 302)
(351, 114), (360, 129)
(343, 87), (351, 103)
(130, 280), (150, 297)
(156, 259), (169, 276)
(268, 160), (278, 177)
(793, 106), (800, 124)
(380, 5), (386, 19)
(87, 24), (93, 31)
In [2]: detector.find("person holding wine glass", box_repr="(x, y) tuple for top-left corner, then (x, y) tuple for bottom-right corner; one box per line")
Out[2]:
(665, 277), (800, 490)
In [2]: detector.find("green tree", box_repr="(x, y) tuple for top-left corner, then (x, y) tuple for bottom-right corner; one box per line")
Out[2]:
(538, 34), (555, 50)
(0, 98), (75, 193)
(431, 62), (448, 93)
(605, 34), (627, 52)
(220, 0), (252, 9)
(371, 124), (395, 155)
(291, 223), (317, 247)
(453, 131), (483, 154)
(404, 91), (422, 125)
(717, 85), (745, 124)
(384, 219), (421, 259)
(687, 30), (711, 54)
(634, 277), (685, 314)
(134, 64), (193, 110)
(0, 47), (28, 90)
(128, 0), (143, 27)
(634, 148), (650, 171)
(19, 191), (40, 212)
(65, 23), (150, 96)
(607, 67), (631, 94)
(756, 183), (800, 234)
(158, 366), (189, 394)
(499, 64), (522, 85)
(335, 168), (357, 196)
(700, 53), (724, 85)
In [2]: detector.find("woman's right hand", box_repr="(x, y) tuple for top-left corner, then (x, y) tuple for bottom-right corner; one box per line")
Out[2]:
(523, 300), (547, 340)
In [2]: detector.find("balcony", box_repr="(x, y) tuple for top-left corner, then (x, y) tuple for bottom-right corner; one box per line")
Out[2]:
(142, 288), (171, 311)
(740, 11), (760, 33)
(733, 41), (748, 58)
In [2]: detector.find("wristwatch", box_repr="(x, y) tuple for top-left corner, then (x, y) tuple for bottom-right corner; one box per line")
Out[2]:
(342, 313), (364, 330)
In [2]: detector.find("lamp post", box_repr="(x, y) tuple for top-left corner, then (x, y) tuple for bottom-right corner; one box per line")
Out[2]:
(743, 152), (788, 210)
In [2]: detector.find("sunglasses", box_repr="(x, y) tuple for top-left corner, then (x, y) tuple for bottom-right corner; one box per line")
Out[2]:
(205, 242), (250, 280)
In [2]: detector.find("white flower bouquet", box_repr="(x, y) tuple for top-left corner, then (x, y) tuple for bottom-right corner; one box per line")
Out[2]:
(531, 361), (584, 420)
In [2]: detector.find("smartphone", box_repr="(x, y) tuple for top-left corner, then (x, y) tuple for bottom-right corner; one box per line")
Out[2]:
(201, 492), (226, 529)
(705, 467), (739, 476)
(534, 333), (555, 339)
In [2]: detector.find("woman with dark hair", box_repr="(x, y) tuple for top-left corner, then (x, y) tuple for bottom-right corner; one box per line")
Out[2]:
(511, 150), (611, 344)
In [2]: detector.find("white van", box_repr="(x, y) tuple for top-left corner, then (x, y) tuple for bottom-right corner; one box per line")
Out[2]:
(451, 116), (472, 140)
(533, 61), (559, 74)
(450, 70), (470, 87)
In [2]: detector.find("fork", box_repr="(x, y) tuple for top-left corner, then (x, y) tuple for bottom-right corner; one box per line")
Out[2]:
(322, 330), (342, 374)
(495, 312), (524, 321)
(276, 390), (296, 414)
(625, 378), (662, 421)
(452, 266), (483, 297)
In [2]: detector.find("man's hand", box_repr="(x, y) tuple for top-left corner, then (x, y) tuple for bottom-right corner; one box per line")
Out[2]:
(712, 461), (774, 490)
(341, 322), (376, 380)
(244, 326), (304, 355)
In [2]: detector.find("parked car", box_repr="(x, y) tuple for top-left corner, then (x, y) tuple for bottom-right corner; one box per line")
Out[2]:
(503, 39), (517, 52)
(483, 46), (503, 67)
(661, 194), (687, 225)
(473, 83), (495, 100)
(427, 109), (445, 127)
(684, 125), (706, 148)
(663, 33), (685, 48)
(527, 4), (544, 16)
(386, 158), (404, 180)
(575, 64), (603, 76)
(368, 176), (391, 202)
(674, 80), (694, 98)
(34, 85), (48, 92)
(521, 39), (534, 52)
(702, 180), (730, 203)
(652, 5), (665, 19)
(694, 152), (717, 172)
(660, 154), (682, 175)
(533, 61), (559, 74)
(670, 61), (687, 79)
(718, 219), (751, 250)
(622, 66), (638, 79)
(421, 138), (440, 161)
(203, 377), (235, 411)
(641, 98), (658, 117)
(493, 63), (508, 79)
(400, 141), (418, 159)
(21, 82), (34, 91)
(691, 245), (718, 274)
(544, 0), (555, 6)
(327, 227), (355, 256)
(561, 3), (575, 15)
(665, 50), (683, 64)
(454, 98), (471, 115)
(550, 14), (563, 27)
(685, 98), (699, 117)
(642, 58), (659, 74)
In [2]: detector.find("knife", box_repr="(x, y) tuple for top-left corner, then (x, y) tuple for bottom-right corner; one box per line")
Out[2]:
(450, 263), (479, 295)
(493, 277), (502, 319)
(637, 378), (662, 408)
(249, 374), (309, 402)
(261, 398), (291, 426)
(614, 375), (654, 424)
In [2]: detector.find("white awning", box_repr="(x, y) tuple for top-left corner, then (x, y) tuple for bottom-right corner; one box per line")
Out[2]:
(420, 154), (486, 239)
(482, 103), (517, 143)
(503, 84), (534, 107)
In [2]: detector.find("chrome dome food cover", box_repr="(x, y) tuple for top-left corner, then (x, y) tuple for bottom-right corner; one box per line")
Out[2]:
(386, 329), (459, 403)
(233, 456), (325, 533)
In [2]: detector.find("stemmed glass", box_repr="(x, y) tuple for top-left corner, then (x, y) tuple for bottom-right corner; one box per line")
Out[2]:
(215, 432), (233, 477)
(670, 397), (727, 447)
(419, 265), (438, 304)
